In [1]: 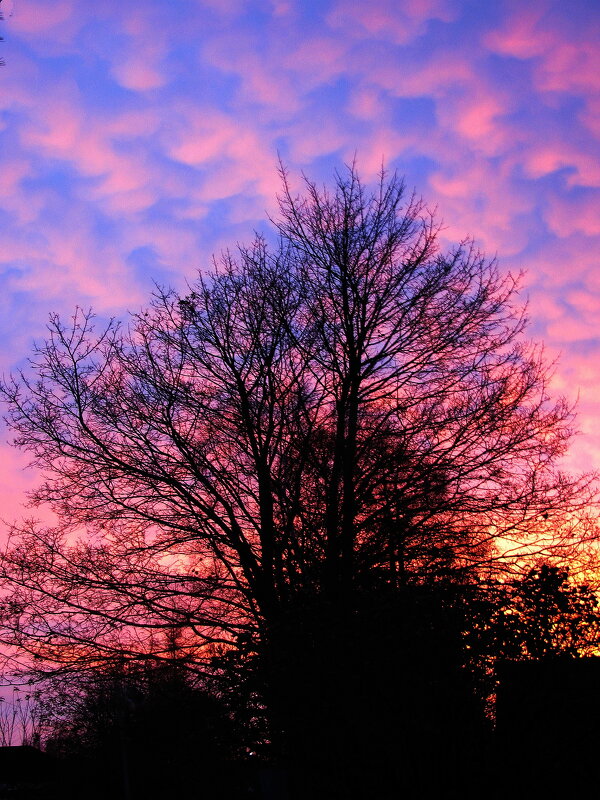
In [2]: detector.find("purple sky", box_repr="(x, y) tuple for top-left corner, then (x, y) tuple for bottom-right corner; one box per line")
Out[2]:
(0, 0), (598, 522)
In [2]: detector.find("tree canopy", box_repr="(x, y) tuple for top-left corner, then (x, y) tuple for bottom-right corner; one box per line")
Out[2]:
(0, 164), (597, 795)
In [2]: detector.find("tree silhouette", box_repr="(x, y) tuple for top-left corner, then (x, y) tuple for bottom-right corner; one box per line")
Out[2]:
(490, 565), (600, 661)
(0, 164), (596, 795)
(44, 651), (249, 800)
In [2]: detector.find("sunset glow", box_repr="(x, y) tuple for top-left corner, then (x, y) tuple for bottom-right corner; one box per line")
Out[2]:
(0, 0), (598, 522)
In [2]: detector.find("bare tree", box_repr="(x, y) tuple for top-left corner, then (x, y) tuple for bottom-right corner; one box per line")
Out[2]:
(0, 164), (596, 791)
(0, 688), (49, 747)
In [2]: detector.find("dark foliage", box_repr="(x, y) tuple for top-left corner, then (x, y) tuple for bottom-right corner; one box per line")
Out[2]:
(495, 564), (600, 659)
(43, 661), (252, 800)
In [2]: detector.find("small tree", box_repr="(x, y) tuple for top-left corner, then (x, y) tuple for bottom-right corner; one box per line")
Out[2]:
(0, 688), (49, 747)
(0, 164), (596, 793)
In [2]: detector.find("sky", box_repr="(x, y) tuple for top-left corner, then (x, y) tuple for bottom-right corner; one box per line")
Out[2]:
(0, 0), (598, 523)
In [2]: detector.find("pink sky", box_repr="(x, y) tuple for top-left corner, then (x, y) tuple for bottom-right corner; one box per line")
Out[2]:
(0, 0), (598, 522)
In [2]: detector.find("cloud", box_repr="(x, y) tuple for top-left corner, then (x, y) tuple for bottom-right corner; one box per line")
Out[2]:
(545, 192), (600, 238)
(203, 33), (301, 114)
(8, 0), (76, 35)
(486, 4), (600, 95)
(521, 144), (600, 189)
(282, 35), (348, 86)
(327, 0), (456, 44)
(111, 57), (167, 92)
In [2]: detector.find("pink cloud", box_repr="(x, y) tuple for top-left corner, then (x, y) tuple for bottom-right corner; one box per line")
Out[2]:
(165, 104), (280, 205)
(196, 0), (248, 15)
(522, 144), (600, 188)
(428, 157), (533, 255)
(106, 7), (170, 91)
(581, 97), (600, 138)
(0, 159), (39, 222)
(9, 0), (75, 35)
(551, 382), (600, 474)
(0, 198), (151, 316)
(198, 150), (281, 207)
(389, 53), (472, 97)
(527, 293), (563, 324)
(18, 88), (171, 215)
(546, 317), (597, 344)
(270, 0), (293, 17)
(284, 114), (349, 163)
(339, 129), (416, 179)
(536, 41), (600, 94)
(545, 195), (600, 239)
(283, 36), (348, 85)
(525, 236), (599, 292)
(348, 86), (387, 120)
(168, 109), (239, 166)
(22, 98), (85, 160)
(403, 0), (457, 19)
(451, 94), (509, 143)
(435, 91), (514, 158)
(485, 5), (600, 97)
(565, 289), (600, 316)
(11, 224), (145, 313)
(203, 35), (301, 114)
(111, 58), (167, 91)
(484, 6), (553, 60)
(328, 0), (456, 44)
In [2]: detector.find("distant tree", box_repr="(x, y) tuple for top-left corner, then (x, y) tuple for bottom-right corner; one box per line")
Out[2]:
(490, 564), (600, 661)
(460, 563), (600, 729)
(0, 164), (596, 794)
(44, 656), (249, 800)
